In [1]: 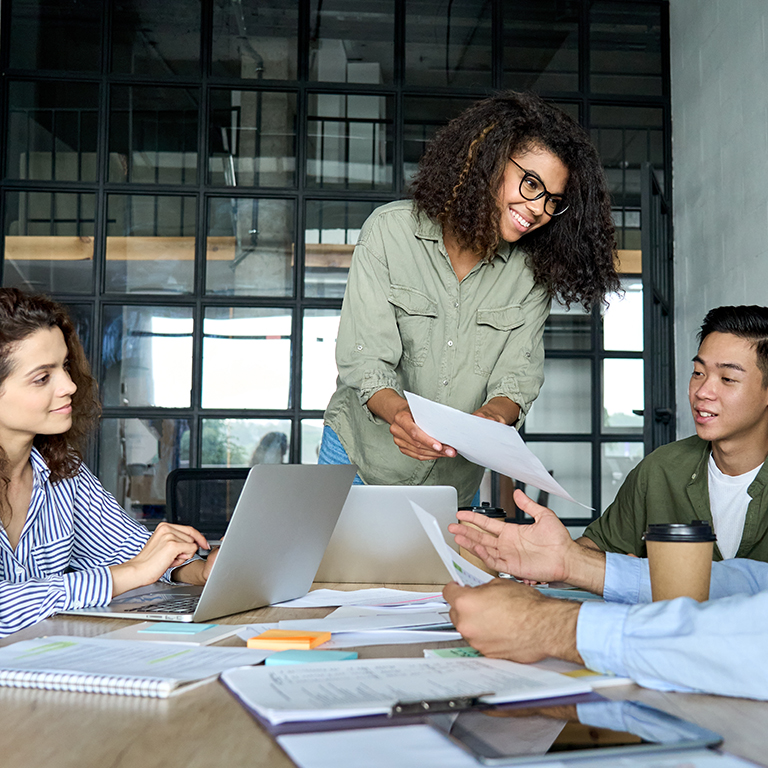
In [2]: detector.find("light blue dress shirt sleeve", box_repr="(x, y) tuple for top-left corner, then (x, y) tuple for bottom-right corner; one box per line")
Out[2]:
(576, 553), (768, 699)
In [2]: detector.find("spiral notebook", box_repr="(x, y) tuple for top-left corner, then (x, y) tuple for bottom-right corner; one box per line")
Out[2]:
(0, 635), (269, 698)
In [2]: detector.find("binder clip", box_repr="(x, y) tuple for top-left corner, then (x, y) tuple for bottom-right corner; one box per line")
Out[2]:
(388, 692), (495, 717)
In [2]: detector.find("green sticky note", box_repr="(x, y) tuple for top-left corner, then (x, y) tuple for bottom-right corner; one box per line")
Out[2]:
(138, 623), (217, 635)
(429, 647), (482, 659)
(265, 650), (358, 665)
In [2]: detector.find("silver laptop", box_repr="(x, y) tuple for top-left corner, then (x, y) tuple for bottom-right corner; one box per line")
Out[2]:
(314, 485), (459, 584)
(62, 464), (357, 622)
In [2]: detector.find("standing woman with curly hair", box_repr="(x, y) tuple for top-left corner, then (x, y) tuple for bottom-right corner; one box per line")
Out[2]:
(0, 288), (216, 637)
(320, 91), (619, 506)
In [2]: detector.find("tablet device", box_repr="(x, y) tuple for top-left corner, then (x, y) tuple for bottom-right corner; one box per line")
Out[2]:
(439, 699), (722, 765)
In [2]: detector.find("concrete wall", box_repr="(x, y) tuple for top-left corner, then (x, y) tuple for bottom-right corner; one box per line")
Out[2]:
(670, 0), (768, 435)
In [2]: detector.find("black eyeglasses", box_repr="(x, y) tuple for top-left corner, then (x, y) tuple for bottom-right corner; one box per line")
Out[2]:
(509, 158), (569, 217)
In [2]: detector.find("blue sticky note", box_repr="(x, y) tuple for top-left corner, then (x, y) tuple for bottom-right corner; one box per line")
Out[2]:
(138, 622), (217, 635)
(265, 650), (358, 665)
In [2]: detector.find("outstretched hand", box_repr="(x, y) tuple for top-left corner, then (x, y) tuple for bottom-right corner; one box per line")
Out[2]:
(449, 489), (575, 583)
(449, 489), (606, 594)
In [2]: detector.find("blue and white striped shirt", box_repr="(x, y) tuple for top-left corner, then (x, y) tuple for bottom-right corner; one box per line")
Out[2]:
(0, 448), (165, 638)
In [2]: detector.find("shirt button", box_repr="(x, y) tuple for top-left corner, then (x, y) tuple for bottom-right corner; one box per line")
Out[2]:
(356, 344), (363, 351)
(454, 302), (459, 308)
(443, 380), (449, 386)
(447, 340), (453, 347)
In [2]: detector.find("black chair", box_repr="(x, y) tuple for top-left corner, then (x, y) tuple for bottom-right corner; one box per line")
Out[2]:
(165, 467), (251, 540)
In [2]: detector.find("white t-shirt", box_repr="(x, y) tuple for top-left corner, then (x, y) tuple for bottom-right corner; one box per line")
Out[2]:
(708, 454), (762, 559)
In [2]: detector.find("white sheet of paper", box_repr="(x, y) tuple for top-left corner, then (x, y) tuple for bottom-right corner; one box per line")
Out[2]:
(411, 502), (493, 587)
(277, 611), (452, 633)
(405, 391), (590, 509)
(272, 589), (443, 609)
(221, 657), (592, 724)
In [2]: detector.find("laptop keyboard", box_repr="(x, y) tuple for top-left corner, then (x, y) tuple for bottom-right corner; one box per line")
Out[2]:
(125, 596), (200, 614)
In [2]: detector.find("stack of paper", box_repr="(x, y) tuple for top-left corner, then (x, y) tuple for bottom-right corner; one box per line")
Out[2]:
(222, 657), (592, 725)
(247, 630), (331, 650)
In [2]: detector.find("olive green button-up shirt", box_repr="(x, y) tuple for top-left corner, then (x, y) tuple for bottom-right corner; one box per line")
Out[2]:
(324, 200), (551, 506)
(583, 434), (768, 562)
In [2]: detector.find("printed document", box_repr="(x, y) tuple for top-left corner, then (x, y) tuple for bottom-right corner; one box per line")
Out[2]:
(406, 391), (589, 508)
(221, 657), (592, 724)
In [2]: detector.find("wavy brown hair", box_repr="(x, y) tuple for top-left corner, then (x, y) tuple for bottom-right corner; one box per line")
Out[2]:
(410, 91), (619, 309)
(0, 288), (100, 500)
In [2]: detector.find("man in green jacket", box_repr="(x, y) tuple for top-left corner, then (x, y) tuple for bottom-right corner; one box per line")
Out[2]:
(578, 305), (768, 562)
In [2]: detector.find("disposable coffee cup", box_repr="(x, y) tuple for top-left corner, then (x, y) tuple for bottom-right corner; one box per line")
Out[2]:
(642, 520), (716, 602)
(458, 505), (506, 578)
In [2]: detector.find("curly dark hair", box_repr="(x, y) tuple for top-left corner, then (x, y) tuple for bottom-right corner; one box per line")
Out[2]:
(410, 91), (619, 309)
(0, 288), (100, 516)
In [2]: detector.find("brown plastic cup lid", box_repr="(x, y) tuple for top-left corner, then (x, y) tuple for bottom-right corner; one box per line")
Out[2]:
(642, 520), (716, 543)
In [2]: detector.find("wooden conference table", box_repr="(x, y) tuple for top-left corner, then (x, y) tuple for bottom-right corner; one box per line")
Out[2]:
(0, 583), (766, 768)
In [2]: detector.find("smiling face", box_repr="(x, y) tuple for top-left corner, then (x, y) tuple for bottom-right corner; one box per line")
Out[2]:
(688, 331), (768, 451)
(497, 145), (569, 244)
(0, 326), (77, 449)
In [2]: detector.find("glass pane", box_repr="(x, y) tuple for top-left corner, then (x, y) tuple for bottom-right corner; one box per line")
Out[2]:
(603, 277), (643, 351)
(603, 358), (644, 433)
(201, 419), (291, 466)
(307, 93), (393, 190)
(202, 308), (292, 409)
(207, 198), (294, 296)
(524, 442), (592, 519)
(309, 1), (394, 84)
(302, 310), (340, 410)
(405, 0), (492, 88)
(502, 0), (579, 92)
(590, 1), (663, 96)
(109, 86), (199, 184)
(99, 418), (190, 522)
(301, 419), (324, 464)
(209, 89), (297, 187)
(3, 191), (94, 294)
(614, 207), (642, 257)
(304, 200), (378, 298)
(101, 305), (193, 408)
(601, 441), (644, 509)
(63, 303), (93, 363)
(590, 105), (664, 206)
(8, 0), (102, 71)
(403, 96), (476, 188)
(111, 0), (200, 77)
(526, 358), (591, 435)
(212, 0), (298, 80)
(7, 81), (99, 182)
(544, 300), (592, 351)
(105, 195), (196, 294)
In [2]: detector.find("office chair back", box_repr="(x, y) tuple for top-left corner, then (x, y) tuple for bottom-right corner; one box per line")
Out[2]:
(165, 467), (251, 539)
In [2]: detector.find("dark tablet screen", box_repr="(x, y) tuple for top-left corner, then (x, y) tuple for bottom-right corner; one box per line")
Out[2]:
(443, 700), (722, 765)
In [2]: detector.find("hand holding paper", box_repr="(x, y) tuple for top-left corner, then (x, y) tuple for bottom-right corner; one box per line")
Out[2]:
(405, 392), (589, 509)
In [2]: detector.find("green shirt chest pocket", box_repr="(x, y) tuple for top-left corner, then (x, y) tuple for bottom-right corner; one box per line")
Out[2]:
(388, 285), (439, 367)
(474, 305), (526, 376)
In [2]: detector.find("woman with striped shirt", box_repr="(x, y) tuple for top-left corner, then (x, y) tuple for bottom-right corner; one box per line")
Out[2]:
(0, 288), (214, 637)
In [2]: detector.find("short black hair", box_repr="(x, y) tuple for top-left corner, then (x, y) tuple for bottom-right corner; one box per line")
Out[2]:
(698, 305), (768, 387)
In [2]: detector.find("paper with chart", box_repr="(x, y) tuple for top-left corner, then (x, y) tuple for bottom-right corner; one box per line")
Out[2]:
(411, 503), (493, 587)
(405, 391), (590, 509)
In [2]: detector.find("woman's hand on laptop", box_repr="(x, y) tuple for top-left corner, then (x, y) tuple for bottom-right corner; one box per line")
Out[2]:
(109, 523), (210, 596)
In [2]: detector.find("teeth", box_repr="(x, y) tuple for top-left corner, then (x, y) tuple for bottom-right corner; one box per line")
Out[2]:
(511, 210), (531, 228)
(698, 410), (716, 417)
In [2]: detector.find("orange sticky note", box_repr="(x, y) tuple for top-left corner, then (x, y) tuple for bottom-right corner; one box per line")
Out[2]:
(246, 629), (332, 650)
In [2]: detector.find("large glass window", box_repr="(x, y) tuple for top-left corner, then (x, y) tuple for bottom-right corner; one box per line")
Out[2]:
(0, 1), (670, 526)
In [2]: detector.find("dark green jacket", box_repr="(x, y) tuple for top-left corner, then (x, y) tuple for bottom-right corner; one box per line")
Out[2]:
(583, 435), (768, 562)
